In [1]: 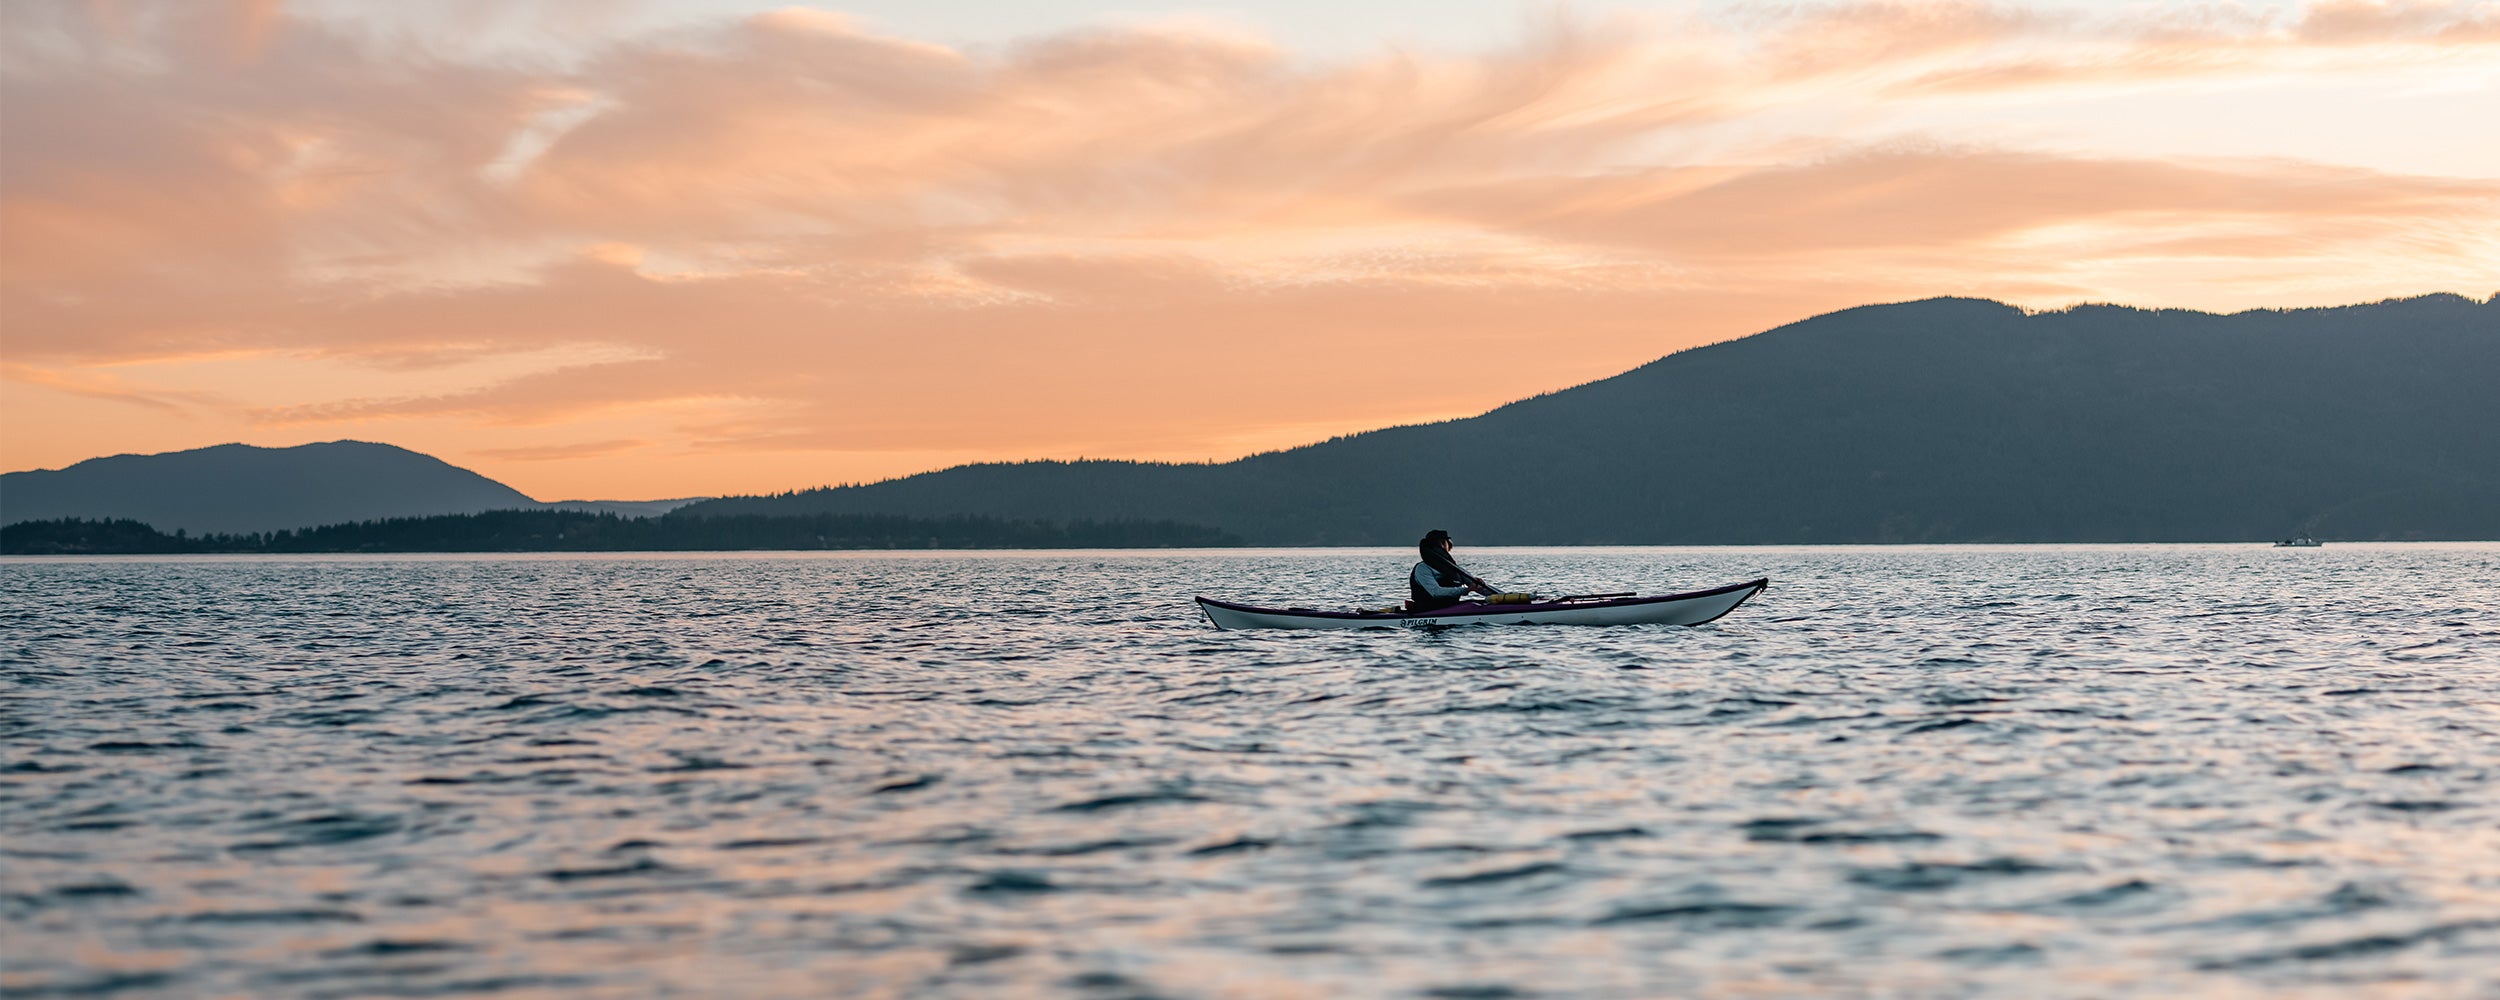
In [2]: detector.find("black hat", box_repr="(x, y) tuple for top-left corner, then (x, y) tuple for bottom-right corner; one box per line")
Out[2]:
(1421, 529), (1452, 544)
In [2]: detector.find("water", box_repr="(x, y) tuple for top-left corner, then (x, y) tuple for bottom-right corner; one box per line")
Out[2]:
(3, 545), (2495, 999)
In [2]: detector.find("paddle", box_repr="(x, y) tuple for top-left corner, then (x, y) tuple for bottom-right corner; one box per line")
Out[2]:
(1545, 591), (1636, 603)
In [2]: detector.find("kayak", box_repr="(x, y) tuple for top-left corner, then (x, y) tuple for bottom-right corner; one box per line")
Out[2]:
(1196, 578), (1769, 630)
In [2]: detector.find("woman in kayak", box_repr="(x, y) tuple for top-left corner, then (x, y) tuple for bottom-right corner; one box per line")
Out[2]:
(1410, 529), (1498, 611)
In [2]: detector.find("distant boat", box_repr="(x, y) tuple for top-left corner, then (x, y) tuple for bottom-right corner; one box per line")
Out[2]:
(2274, 536), (2322, 547)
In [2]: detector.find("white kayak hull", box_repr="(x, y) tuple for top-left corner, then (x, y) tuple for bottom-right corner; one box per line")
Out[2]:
(1196, 578), (1769, 630)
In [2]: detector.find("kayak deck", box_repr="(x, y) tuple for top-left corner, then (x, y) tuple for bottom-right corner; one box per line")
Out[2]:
(1197, 578), (1769, 630)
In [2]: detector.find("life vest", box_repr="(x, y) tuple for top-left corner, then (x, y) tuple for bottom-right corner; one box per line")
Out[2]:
(1409, 561), (1470, 610)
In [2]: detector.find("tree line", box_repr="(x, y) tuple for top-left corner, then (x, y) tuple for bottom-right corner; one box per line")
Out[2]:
(0, 509), (1240, 555)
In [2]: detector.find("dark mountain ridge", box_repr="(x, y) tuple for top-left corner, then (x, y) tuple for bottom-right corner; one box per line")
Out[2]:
(2, 442), (719, 535)
(676, 294), (2500, 543)
(1, 441), (539, 535)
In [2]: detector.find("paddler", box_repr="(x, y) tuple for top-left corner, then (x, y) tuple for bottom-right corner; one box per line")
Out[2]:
(1409, 529), (1499, 611)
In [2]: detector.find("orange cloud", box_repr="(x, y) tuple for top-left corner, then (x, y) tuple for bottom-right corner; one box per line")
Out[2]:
(472, 437), (651, 462)
(0, 362), (215, 414)
(2, 1), (2494, 498)
(2297, 0), (2500, 43)
(1420, 148), (2500, 256)
(1892, 0), (2500, 93)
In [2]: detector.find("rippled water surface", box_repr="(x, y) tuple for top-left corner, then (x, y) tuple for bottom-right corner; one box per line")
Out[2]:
(4, 545), (2497, 999)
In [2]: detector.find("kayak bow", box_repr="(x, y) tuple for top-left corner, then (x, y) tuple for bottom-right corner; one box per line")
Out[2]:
(1196, 578), (1769, 630)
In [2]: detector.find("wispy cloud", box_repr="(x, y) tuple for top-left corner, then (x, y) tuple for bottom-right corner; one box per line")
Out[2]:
(472, 437), (651, 462)
(0, 363), (219, 415)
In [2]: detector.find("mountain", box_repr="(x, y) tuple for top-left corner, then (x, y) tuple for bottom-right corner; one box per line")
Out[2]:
(1, 441), (540, 535)
(674, 294), (2500, 543)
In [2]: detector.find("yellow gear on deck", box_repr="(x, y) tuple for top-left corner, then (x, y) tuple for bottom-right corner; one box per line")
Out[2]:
(1487, 593), (1536, 604)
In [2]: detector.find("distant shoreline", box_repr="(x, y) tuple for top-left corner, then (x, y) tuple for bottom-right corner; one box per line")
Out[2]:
(5, 532), (2491, 559)
(0, 512), (1241, 556)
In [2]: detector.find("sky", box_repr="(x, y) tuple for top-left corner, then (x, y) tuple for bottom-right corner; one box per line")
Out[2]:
(2, 1), (2495, 501)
